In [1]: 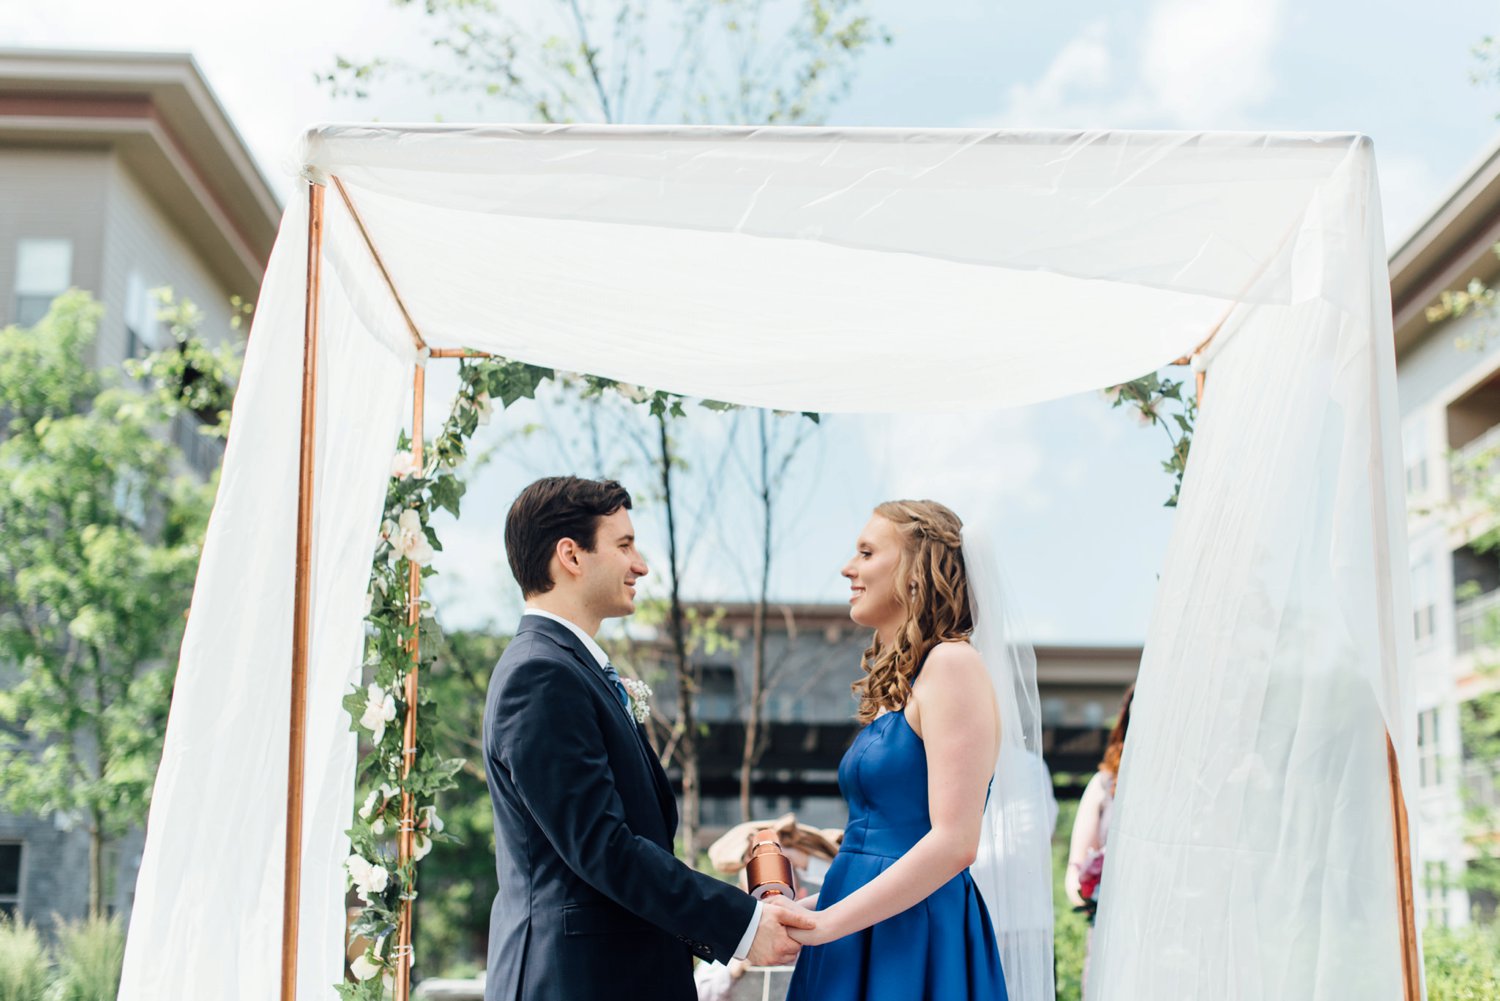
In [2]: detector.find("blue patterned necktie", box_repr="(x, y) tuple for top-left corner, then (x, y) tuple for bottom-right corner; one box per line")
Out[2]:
(601, 662), (632, 717)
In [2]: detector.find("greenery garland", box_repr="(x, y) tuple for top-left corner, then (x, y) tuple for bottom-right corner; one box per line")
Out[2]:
(1104, 371), (1198, 508)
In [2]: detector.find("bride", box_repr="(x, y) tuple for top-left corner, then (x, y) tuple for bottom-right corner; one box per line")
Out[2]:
(784, 500), (1054, 1001)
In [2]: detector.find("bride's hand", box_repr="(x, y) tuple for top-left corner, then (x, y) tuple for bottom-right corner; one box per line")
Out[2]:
(782, 905), (840, 947)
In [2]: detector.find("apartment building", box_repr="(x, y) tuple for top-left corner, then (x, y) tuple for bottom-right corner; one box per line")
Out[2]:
(1390, 137), (1500, 927)
(0, 47), (278, 931)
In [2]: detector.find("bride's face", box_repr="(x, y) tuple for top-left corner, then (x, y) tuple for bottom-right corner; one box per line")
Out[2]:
(842, 515), (905, 632)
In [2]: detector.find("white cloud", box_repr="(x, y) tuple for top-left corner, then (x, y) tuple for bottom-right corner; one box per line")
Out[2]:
(1001, 20), (1115, 127)
(984, 0), (1286, 130)
(1139, 0), (1284, 124)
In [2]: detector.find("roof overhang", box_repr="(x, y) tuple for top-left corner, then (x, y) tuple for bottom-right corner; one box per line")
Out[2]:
(0, 48), (281, 300)
(1389, 135), (1500, 359)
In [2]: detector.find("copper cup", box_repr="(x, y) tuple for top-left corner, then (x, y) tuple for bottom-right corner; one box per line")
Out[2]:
(744, 830), (796, 900)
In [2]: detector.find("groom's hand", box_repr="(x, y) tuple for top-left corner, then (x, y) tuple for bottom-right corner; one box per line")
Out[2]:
(745, 896), (817, 966)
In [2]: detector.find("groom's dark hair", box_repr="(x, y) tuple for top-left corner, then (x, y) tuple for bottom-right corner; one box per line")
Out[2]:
(505, 476), (633, 597)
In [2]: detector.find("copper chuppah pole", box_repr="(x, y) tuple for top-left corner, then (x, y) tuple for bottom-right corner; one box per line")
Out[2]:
(281, 180), (325, 1001)
(1388, 734), (1421, 1001)
(392, 364), (426, 1001)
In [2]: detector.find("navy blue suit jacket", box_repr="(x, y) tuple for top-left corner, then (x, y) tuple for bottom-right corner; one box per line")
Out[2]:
(483, 614), (756, 1001)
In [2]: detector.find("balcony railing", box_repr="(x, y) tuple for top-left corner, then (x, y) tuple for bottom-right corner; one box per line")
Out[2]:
(1451, 422), (1500, 501)
(1464, 760), (1500, 815)
(170, 412), (225, 479)
(1455, 588), (1500, 653)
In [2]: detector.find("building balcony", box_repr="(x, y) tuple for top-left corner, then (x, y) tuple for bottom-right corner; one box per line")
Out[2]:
(1464, 760), (1500, 817)
(1456, 588), (1500, 654)
(1451, 421), (1500, 503)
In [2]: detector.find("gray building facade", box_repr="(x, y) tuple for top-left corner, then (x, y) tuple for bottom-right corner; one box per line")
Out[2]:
(0, 48), (278, 934)
(630, 601), (1139, 836)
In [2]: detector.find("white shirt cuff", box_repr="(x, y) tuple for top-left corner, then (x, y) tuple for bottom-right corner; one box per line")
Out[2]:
(731, 899), (765, 961)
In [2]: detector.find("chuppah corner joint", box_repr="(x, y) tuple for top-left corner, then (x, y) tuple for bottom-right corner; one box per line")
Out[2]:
(117, 124), (1423, 1001)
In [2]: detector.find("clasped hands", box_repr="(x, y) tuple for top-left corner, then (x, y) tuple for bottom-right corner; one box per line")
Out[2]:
(744, 895), (834, 966)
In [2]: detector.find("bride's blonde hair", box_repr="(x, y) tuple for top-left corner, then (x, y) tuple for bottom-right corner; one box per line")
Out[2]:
(852, 500), (973, 725)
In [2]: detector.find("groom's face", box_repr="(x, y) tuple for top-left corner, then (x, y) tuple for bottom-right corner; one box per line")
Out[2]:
(578, 508), (649, 618)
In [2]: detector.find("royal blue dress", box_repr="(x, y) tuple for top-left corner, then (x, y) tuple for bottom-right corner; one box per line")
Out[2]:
(785, 702), (1008, 1001)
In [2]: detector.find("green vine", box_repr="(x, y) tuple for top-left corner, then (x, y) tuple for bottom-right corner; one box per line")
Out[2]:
(337, 357), (541, 997)
(1104, 371), (1198, 508)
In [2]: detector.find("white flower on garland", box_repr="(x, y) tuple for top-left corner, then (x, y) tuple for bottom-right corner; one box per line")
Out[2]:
(358, 783), (399, 823)
(621, 677), (653, 725)
(472, 392), (494, 425)
(360, 684), (398, 745)
(614, 382), (649, 404)
(390, 450), (422, 479)
(350, 936), (385, 981)
(345, 853), (391, 904)
(385, 509), (434, 566)
(413, 804), (445, 861)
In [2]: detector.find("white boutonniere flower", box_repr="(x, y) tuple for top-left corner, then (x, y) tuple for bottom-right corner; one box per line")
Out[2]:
(621, 677), (652, 725)
(360, 684), (398, 745)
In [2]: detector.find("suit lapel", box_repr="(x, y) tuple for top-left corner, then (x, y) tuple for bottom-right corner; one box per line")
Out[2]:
(517, 615), (678, 833)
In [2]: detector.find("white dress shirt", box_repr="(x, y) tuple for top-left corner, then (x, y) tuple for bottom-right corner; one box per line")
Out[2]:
(521, 608), (762, 960)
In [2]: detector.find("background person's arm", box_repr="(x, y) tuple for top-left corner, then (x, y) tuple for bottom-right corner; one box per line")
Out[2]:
(1065, 772), (1107, 906)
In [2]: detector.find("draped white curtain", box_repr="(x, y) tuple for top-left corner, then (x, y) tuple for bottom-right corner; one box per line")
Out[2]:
(117, 125), (1415, 1001)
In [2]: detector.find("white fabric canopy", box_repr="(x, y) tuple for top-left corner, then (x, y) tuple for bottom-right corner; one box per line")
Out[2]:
(118, 124), (1416, 1000)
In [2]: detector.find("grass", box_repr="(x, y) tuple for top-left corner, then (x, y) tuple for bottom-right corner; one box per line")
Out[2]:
(0, 914), (50, 1001)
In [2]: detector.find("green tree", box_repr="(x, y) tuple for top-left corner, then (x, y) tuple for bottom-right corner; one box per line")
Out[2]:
(413, 628), (508, 977)
(322, 0), (887, 127)
(0, 292), (216, 918)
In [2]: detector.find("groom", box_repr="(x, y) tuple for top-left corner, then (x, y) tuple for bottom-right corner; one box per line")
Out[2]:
(483, 476), (813, 1001)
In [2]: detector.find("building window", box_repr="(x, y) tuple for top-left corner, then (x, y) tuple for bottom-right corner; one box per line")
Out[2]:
(14, 238), (73, 326)
(1411, 557), (1436, 646)
(1403, 418), (1428, 497)
(697, 664), (738, 722)
(1423, 860), (1448, 927)
(124, 272), (162, 361)
(1418, 707), (1443, 788)
(1041, 698), (1066, 727)
(0, 843), (20, 918)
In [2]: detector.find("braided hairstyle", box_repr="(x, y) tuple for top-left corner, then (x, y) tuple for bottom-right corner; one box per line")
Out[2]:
(852, 500), (973, 725)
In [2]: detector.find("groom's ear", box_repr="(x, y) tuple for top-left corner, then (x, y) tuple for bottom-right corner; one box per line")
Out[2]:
(551, 537), (586, 582)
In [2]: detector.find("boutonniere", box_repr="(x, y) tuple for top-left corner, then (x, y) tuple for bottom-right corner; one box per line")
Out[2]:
(620, 677), (652, 725)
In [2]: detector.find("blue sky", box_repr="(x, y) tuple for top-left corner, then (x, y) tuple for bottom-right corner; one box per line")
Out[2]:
(11, 0), (1500, 642)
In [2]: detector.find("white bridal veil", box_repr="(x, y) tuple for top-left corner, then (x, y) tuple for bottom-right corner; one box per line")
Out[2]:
(965, 521), (1055, 1001)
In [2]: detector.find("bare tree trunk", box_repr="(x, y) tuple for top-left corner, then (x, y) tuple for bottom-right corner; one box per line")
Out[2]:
(740, 410), (773, 822)
(88, 816), (102, 920)
(658, 413), (700, 862)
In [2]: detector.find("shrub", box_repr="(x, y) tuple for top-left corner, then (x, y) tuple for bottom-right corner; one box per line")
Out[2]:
(1424, 921), (1500, 1001)
(0, 914), (49, 1001)
(49, 916), (124, 1001)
